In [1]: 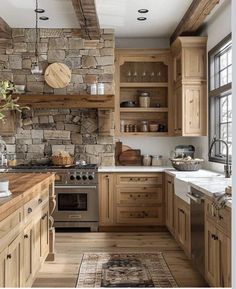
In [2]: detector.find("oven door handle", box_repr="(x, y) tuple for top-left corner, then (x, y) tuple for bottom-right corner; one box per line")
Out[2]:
(186, 192), (203, 204)
(55, 185), (97, 189)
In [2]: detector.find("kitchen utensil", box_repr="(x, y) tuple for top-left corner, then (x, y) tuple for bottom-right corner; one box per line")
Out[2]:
(115, 141), (122, 166)
(139, 92), (150, 108)
(44, 62), (71, 88)
(149, 122), (159, 132)
(152, 155), (163, 166)
(140, 121), (149, 132)
(142, 154), (152, 166)
(122, 145), (132, 152)
(118, 149), (142, 166)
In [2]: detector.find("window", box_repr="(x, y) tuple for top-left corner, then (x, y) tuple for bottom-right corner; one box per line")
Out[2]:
(209, 34), (232, 163)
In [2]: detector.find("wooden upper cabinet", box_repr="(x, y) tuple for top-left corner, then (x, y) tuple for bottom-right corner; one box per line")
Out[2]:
(171, 37), (207, 136)
(0, 111), (16, 136)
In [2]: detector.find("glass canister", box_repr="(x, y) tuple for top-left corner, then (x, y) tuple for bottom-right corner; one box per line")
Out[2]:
(140, 121), (149, 132)
(142, 154), (152, 166)
(152, 155), (163, 166)
(139, 92), (150, 108)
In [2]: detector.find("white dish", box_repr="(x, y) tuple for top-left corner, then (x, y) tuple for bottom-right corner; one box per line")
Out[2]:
(0, 190), (12, 198)
(0, 180), (9, 192)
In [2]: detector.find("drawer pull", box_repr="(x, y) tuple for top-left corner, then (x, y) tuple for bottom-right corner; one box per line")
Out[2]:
(38, 198), (43, 204)
(219, 215), (224, 220)
(27, 207), (33, 214)
(130, 194), (133, 198)
(130, 178), (133, 181)
(24, 234), (29, 239)
(7, 254), (11, 259)
(138, 195), (140, 198)
(42, 213), (47, 220)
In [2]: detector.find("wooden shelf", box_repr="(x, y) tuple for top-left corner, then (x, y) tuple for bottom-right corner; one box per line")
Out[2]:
(120, 107), (168, 113)
(120, 82), (168, 88)
(16, 94), (114, 109)
(119, 132), (169, 137)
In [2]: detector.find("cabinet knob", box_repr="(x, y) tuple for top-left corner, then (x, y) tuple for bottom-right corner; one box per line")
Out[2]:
(219, 215), (223, 220)
(38, 198), (42, 204)
(24, 234), (29, 239)
(130, 194), (133, 198)
(7, 254), (11, 259)
(27, 207), (32, 214)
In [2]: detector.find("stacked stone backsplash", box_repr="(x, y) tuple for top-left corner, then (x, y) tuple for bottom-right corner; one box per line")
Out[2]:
(0, 28), (115, 166)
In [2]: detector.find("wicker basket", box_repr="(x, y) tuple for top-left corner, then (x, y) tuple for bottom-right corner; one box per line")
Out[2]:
(51, 155), (74, 166)
(170, 159), (204, 171)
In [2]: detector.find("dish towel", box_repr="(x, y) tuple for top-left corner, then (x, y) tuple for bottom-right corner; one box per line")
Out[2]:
(213, 192), (232, 209)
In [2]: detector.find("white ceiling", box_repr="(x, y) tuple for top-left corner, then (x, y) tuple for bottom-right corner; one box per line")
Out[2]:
(0, 0), (79, 28)
(0, 0), (192, 37)
(95, 0), (192, 38)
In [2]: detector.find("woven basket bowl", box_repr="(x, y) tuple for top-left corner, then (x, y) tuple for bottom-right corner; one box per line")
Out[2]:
(170, 159), (203, 171)
(51, 155), (74, 166)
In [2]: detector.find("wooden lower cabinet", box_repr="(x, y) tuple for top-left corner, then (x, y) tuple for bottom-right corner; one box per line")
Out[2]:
(99, 173), (164, 228)
(205, 218), (231, 287)
(23, 222), (34, 287)
(165, 174), (175, 234)
(40, 204), (49, 259)
(174, 196), (191, 256)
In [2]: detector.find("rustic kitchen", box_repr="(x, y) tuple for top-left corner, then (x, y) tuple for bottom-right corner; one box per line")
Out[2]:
(0, 0), (233, 288)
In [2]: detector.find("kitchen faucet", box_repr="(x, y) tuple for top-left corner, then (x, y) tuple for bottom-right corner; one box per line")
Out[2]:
(208, 136), (232, 178)
(0, 138), (7, 166)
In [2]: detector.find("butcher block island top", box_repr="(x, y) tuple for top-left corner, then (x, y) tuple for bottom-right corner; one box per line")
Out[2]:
(0, 173), (55, 222)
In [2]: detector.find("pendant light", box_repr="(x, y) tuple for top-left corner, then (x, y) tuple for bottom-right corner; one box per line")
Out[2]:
(31, 0), (48, 75)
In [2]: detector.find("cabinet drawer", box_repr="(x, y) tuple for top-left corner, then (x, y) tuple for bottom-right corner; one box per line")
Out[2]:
(0, 208), (23, 241)
(117, 173), (163, 187)
(117, 187), (163, 205)
(116, 207), (163, 225)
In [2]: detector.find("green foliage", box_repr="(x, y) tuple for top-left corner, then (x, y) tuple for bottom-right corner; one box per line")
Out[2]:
(0, 80), (28, 121)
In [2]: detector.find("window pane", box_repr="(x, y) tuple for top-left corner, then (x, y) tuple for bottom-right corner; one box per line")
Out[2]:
(228, 94), (232, 122)
(220, 52), (227, 69)
(220, 96), (228, 122)
(220, 68), (228, 86)
(228, 48), (232, 65)
(228, 65), (232, 83)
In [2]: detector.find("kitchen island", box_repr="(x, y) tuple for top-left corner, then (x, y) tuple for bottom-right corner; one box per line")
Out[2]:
(0, 173), (55, 288)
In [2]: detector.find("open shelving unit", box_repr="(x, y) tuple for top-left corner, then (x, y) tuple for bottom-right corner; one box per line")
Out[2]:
(115, 50), (172, 136)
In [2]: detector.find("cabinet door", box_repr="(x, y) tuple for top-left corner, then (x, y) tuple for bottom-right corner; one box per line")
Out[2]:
(23, 223), (34, 287)
(5, 234), (23, 288)
(40, 205), (49, 259)
(0, 111), (16, 136)
(0, 248), (7, 287)
(183, 84), (207, 136)
(165, 176), (175, 234)
(99, 174), (114, 226)
(175, 198), (190, 254)
(183, 48), (206, 80)
(205, 220), (218, 286)
(217, 230), (231, 287)
(173, 85), (182, 135)
(34, 216), (41, 275)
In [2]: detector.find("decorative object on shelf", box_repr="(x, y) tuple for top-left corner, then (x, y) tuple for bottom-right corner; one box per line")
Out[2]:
(31, 0), (48, 75)
(140, 120), (149, 132)
(44, 62), (72, 88)
(158, 123), (167, 132)
(120, 101), (137, 107)
(152, 155), (163, 166)
(149, 122), (159, 132)
(90, 82), (97, 95)
(14, 84), (26, 94)
(97, 83), (105, 95)
(142, 154), (152, 166)
(0, 80), (28, 121)
(139, 91), (150, 108)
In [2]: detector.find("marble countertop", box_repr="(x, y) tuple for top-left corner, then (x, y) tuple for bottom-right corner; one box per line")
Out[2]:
(98, 166), (171, 172)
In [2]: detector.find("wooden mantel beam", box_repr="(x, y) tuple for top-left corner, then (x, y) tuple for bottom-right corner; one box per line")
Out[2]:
(0, 17), (12, 39)
(71, 0), (100, 40)
(170, 0), (220, 43)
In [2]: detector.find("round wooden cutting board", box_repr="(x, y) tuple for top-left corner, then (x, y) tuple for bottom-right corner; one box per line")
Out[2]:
(44, 63), (71, 88)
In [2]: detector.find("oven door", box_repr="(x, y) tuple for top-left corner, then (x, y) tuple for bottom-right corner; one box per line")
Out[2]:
(53, 186), (98, 222)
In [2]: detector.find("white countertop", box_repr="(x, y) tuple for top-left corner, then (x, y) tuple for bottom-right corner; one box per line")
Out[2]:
(98, 166), (171, 172)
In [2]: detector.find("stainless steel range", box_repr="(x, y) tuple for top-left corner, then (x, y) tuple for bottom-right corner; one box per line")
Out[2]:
(9, 164), (99, 231)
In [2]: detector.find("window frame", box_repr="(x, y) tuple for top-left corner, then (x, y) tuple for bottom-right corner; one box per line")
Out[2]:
(208, 33), (232, 164)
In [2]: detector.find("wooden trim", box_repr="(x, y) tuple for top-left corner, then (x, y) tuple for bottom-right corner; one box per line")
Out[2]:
(170, 0), (220, 44)
(99, 226), (167, 232)
(71, 0), (100, 39)
(16, 94), (114, 109)
(0, 17), (12, 39)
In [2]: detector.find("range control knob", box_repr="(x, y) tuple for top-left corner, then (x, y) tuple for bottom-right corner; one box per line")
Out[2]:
(88, 175), (94, 180)
(76, 175), (81, 181)
(70, 175), (75, 180)
(82, 175), (87, 180)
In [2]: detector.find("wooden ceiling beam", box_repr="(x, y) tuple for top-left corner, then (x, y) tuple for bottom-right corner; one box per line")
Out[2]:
(170, 0), (220, 44)
(0, 17), (12, 39)
(71, 0), (100, 40)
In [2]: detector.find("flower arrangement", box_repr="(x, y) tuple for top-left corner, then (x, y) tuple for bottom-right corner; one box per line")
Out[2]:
(0, 80), (27, 121)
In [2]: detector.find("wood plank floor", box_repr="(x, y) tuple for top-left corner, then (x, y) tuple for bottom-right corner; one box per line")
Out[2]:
(33, 232), (208, 288)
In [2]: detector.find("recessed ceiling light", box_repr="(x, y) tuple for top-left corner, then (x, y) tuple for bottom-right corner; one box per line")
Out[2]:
(39, 16), (49, 20)
(137, 17), (147, 21)
(35, 8), (45, 13)
(138, 9), (149, 13)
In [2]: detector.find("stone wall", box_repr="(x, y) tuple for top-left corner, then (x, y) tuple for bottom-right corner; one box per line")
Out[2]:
(0, 28), (115, 165)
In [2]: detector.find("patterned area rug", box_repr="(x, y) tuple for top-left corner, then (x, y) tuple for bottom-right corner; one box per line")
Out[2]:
(76, 253), (178, 288)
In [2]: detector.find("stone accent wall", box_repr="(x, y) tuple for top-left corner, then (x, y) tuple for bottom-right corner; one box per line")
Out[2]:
(0, 28), (115, 166)
(2, 108), (115, 166)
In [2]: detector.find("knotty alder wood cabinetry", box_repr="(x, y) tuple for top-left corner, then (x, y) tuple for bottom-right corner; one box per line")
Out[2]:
(115, 49), (172, 137)
(99, 173), (165, 228)
(205, 198), (231, 287)
(171, 37), (208, 136)
(0, 173), (54, 288)
(165, 174), (175, 234)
